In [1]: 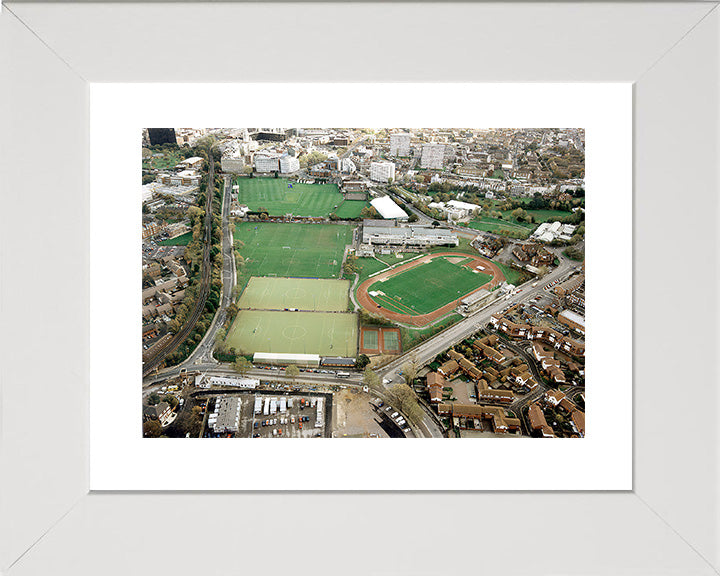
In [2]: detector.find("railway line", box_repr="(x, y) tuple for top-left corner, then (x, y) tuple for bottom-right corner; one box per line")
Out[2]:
(143, 155), (216, 376)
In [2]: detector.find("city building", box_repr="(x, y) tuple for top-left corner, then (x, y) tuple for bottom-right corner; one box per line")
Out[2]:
(279, 155), (300, 174)
(211, 397), (241, 434)
(370, 161), (396, 183)
(254, 152), (281, 173)
(221, 154), (245, 174)
(389, 132), (411, 157)
(421, 143), (445, 169)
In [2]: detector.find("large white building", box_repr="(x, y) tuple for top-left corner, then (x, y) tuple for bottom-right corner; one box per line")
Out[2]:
(531, 221), (577, 243)
(370, 195), (407, 220)
(421, 143), (445, 169)
(389, 133), (411, 157)
(370, 161), (396, 183)
(279, 155), (300, 174)
(254, 152), (281, 173)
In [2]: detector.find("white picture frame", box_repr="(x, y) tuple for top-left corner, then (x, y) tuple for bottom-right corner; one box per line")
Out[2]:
(1, 2), (718, 575)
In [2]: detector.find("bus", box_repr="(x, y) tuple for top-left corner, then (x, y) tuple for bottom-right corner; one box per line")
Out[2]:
(336, 372), (350, 379)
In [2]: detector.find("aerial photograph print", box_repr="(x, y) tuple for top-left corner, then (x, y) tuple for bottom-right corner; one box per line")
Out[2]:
(141, 127), (586, 439)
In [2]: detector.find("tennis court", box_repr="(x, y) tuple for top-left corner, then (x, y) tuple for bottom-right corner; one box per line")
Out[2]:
(238, 277), (350, 312)
(236, 177), (343, 217)
(226, 310), (358, 357)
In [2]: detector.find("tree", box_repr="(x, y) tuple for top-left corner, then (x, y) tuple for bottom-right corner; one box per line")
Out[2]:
(401, 360), (418, 386)
(147, 392), (161, 406)
(143, 419), (162, 438)
(233, 356), (253, 377)
(431, 220), (440, 227)
(356, 354), (370, 370)
(285, 364), (300, 382)
(162, 394), (179, 410)
(363, 366), (381, 390)
(174, 405), (202, 438)
(408, 213), (419, 223)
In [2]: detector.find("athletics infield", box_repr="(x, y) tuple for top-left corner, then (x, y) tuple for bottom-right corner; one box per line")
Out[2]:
(356, 252), (505, 327)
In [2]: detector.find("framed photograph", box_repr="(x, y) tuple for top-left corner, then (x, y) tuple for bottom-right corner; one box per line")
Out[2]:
(89, 82), (631, 492)
(2, 2), (718, 575)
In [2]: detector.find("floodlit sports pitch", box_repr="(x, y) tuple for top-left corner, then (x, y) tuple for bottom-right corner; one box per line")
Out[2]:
(238, 277), (350, 312)
(226, 310), (358, 357)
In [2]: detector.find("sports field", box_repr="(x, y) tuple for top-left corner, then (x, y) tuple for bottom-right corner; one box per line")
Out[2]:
(226, 310), (357, 357)
(157, 231), (193, 246)
(238, 277), (350, 312)
(234, 222), (352, 280)
(236, 178), (343, 217)
(334, 200), (370, 219)
(367, 257), (492, 316)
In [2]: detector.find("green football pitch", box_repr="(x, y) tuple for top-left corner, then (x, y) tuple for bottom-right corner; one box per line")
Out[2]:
(234, 222), (353, 280)
(367, 257), (493, 315)
(334, 200), (370, 219)
(226, 310), (358, 357)
(236, 178), (343, 217)
(238, 277), (350, 312)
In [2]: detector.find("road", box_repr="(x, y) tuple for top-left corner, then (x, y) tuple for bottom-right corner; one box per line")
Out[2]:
(182, 173), (235, 366)
(377, 254), (580, 386)
(143, 176), (581, 437)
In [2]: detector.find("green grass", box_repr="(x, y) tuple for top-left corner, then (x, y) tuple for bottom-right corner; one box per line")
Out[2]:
(236, 177), (344, 217)
(500, 209), (570, 223)
(374, 253), (406, 266)
(238, 277), (349, 312)
(143, 151), (182, 171)
(157, 231), (193, 246)
(467, 217), (535, 236)
(226, 310), (357, 357)
(401, 313), (463, 349)
(234, 222), (353, 285)
(334, 200), (370, 219)
(367, 257), (492, 316)
(356, 257), (390, 282)
(495, 262), (526, 286)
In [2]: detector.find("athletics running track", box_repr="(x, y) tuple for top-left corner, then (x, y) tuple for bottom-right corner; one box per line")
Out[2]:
(356, 252), (506, 327)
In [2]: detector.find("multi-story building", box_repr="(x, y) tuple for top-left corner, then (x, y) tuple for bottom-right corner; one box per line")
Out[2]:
(254, 152), (281, 173)
(279, 155), (300, 174)
(421, 143), (445, 169)
(389, 133), (411, 157)
(370, 161), (396, 183)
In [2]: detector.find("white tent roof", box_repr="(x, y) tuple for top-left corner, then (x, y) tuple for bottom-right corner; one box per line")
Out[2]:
(370, 196), (408, 219)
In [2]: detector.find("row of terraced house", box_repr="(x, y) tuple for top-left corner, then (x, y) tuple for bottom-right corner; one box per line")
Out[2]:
(489, 311), (585, 357)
